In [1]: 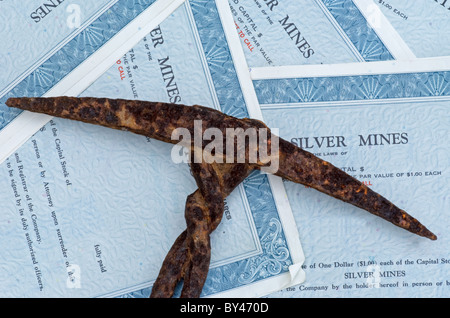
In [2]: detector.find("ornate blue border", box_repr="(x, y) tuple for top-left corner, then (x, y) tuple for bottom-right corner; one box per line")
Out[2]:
(254, 71), (450, 105)
(320, 0), (393, 61)
(0, 0), (157, 130)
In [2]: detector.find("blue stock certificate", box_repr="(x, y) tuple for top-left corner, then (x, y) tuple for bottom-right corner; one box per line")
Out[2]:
(374, 0), (450, 58)
(227, 0), (394, 68)
(0, 0), (118, 92)
(0, 0), (119, 130)
(253, 63), (449, 297)
(0, 0), (304, 297)
(0, 0), (184, 164)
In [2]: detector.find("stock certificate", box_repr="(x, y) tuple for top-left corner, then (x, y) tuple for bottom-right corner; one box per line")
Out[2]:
(227, 0), (395, 68)
(252, 60), (449, 297)
(0, 0), (304, 297)
(0, 0), (117, 94)
(374, 0), (450, 58)
(0, 0), (183, 164)
(1, 0), (120, 130)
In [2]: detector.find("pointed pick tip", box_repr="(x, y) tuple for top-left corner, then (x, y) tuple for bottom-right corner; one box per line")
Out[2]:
(415, 223), (437, 241)
(425, 231), (437, 241)
(397, 210), (437, 241)
(6, 97), (43, 113)
(5, 97), (18, 108)
(5, 97), (31, 111)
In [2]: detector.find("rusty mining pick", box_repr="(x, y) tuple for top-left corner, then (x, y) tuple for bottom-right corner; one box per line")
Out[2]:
(6, 96), (437, 298)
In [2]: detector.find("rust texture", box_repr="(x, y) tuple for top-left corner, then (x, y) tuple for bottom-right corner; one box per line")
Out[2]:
(6, 97), (437, 298)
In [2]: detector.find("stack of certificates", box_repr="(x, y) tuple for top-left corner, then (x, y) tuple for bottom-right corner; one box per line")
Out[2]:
(0, 0), (448, 298)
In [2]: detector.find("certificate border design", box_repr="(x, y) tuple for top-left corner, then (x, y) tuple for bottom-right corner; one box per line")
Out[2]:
(254, 71), (450, 105)
(0, 0), (157, 130)
(319, 0), (394, 61)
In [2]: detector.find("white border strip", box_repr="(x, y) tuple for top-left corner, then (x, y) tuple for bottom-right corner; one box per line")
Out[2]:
(0, 0), (185, 165)
(260, 95), (450, 110)
(353, 0), (416, 60)
(250, 56), (450, 80)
